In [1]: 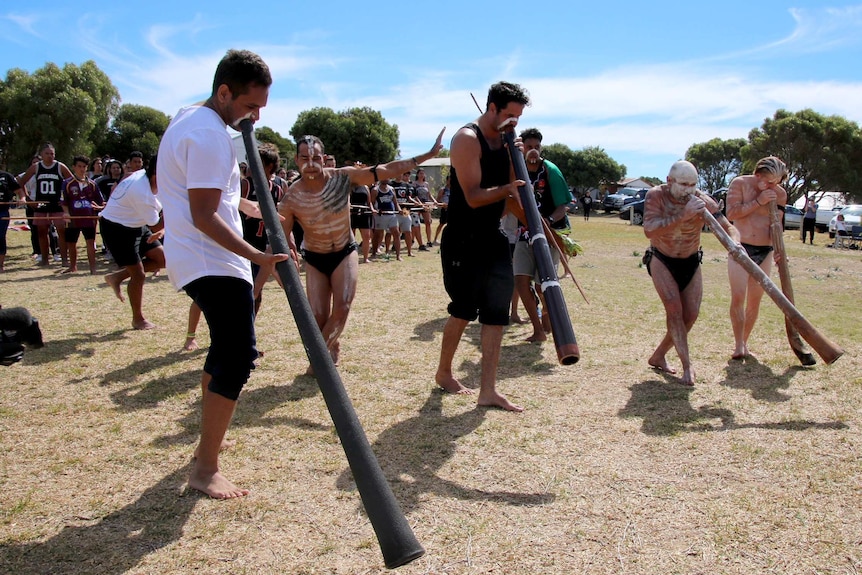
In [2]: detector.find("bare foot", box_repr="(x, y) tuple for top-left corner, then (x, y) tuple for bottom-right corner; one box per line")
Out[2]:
(60, 267), (76, 274)
(105, 273), (125, 302)
(396, 256), (403, 262)
(510, 315), (525, 324)
(183, 338), (199, 351)
(525, 332), (547, 343)
(648, 354), (677, 374)
(679, 368), (696, 387)
(731, 343), (748, 360)
(133, 319), (156, 330)
(188, 465), (249, 499)
(435, 373), (474, 395)
(477, 391), (524, 412)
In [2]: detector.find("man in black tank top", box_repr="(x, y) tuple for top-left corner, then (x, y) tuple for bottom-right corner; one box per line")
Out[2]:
(16, 143), (74, 267)
(435, 81), (531, 412)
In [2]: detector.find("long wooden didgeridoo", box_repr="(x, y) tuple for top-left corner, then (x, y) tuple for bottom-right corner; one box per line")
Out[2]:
(768, 201), (817, 366)
(701, 209), (843, 365)
(239, 120), (425, 569)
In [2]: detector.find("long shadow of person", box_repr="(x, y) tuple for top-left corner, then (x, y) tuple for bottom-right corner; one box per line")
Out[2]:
(718, 355), (799, 402)
(0, 463), (199, 575)
(21, 329), (129, 366)
(618, 378), (734, 436)
(335, 389), (555, 514)
(620, 374), (847, 436)
(151, 376), (327, 450)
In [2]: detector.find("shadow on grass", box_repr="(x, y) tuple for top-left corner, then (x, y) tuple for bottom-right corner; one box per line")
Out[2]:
(0, 463), (199, 575)
(717, 355), (802, 402)
(336, 389), (556, 513)
(151, 376), (328, 449)
(619, 377), (848, 436)
(20, 329), (129, 366)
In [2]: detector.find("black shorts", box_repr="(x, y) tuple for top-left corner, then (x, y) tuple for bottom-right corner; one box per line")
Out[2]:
(184, 276), (257, 401)
(65, 226), (97, 243)
(350, 212), (373, 230)
(440, 228), (513, 325)
(439, 208), (448, 225)
(100, 217), (161, 267)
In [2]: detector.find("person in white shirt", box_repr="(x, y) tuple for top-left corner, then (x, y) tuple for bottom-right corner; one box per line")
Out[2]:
(100, 160), (165, 330)
(158, 49), (288, 499)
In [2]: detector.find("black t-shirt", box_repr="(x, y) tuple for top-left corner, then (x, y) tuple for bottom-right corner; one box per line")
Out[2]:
(0, 171), (21, 208)
(392, 181), (414, 208)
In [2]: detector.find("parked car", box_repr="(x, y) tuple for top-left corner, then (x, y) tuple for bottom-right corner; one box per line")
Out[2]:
(828, 205), (862, 238)
(603, 187), (648, 213)
(618, 197), (646, 225)
(783, 205), (803, 230)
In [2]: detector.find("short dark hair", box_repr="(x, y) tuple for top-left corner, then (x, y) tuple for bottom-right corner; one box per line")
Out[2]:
(258, 142), (280, 171)
(72, 155), (89, 166)
(129, 151), (143, 161)
(519, 128), (542, 142)
(212, 49), (272, 98)
(486, 82), (530, 112)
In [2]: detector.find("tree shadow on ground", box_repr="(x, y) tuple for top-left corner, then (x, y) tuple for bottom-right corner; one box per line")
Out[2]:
(717, 355), (802, 402)
(20, 329), (129, 366)
(0, 463), (200, 575)
(336, 389), (556, 513)
(619, 375), (847, 436)
(151, 376), (327, 450)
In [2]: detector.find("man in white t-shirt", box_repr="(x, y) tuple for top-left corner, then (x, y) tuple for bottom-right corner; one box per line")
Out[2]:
(158, 49), (288, 499)
(100, 160), (165, 330)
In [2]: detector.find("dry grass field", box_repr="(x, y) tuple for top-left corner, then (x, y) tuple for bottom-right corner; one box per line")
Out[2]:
(1, 210), (860, 575)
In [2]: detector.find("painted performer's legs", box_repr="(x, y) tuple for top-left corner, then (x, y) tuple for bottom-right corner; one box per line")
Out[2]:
(648, 259), (703, 386)
(728, 256), (772, 359)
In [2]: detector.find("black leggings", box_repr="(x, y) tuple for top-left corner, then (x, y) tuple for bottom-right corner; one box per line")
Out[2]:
(802, 218), (815, 243)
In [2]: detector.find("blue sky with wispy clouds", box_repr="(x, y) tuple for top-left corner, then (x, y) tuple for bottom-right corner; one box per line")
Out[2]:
(2, 1), (861, 179)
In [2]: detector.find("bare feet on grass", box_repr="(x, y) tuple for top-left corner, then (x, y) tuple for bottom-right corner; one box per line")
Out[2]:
(679, 368), (696, 387)
(183, 337), (199, 351)
(525, 331), (547, 343)
(133, 319), (156, 330)
(435, 373), (474, 395)
(648, 353), (677, 375)
(477, 390), (524, 412)
(188, 465), (249, 500)
(105, 273), (125, 302)
(731, 343), (749, 360)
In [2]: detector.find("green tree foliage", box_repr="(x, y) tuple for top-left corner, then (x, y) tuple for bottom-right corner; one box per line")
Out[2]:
(543, 143), (626, 196)
(684, 137), (746, 193)
(0, 61), (119, 170)
(742, 109), (862, 205)
(290, 107), (400, 165)
(254, 126), (296, 169)
(102, 104), (170, 161)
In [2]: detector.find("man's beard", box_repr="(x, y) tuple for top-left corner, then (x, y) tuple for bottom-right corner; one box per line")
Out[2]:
(670, 183), (693, 201)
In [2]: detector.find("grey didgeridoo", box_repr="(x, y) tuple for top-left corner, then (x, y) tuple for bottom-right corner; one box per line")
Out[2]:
(503, 129), (579, 365)
(239, 119), (424, 569)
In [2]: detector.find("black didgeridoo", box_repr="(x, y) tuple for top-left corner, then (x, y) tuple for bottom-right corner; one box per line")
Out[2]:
(239, 119), (425, 569)
(503, 129), (579, 365)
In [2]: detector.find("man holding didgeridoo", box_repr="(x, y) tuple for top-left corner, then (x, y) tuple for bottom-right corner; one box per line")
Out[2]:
(725, 156), (788, 360)
(643, 160), (739, 386)
(434, 81), (529, 412)
(158, 50), (290, 499)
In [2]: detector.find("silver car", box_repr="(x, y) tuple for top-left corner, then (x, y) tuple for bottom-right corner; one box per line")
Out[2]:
(783, 205), (803, 230)
(828, 205), (862, 238)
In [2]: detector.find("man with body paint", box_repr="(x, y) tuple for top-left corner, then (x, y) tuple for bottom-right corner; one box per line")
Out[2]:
(642, 160), (739, 386)
(278, 131), (444, 371)
(725, 156), (788, 360)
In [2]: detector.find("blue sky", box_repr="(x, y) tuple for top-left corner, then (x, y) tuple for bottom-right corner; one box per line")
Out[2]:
(2, 1), (862, 179)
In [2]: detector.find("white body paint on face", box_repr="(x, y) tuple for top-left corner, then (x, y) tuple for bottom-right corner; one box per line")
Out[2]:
(497, 117), (517, 131)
